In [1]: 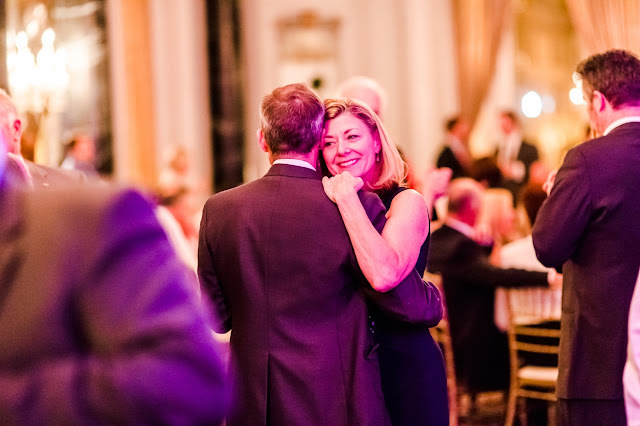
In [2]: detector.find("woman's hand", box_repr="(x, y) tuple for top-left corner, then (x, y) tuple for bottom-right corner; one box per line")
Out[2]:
(322, 172), (364, 203)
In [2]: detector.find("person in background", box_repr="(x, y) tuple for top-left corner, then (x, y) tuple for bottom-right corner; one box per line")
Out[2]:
(0, 118), (228, 423)
(496, 183), (562, 331)
(60, 132), (98, 176)
(337, 75), (388, 118)
(199, 83), (439, 425)
(321, 97), (447, 425)
(158, 186), (200, 251)
(470, 156), (504, 189)
(500, 183), (549, 272)
(428, 178), (556, 402)
(158, 145), (193, 195)
(154, 187), (199, 282)
(475, 187), (517, 251)
(0, 89), (86, 188)
(437, 115), (473, 179)
(533, 49), (640, 426)
(495, 110), (539, 200)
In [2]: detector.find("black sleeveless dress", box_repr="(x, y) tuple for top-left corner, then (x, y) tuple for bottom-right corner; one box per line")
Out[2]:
(374, 186), (449, 426)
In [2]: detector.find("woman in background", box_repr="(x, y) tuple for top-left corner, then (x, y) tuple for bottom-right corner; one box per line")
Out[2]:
(321, 98), (448, 425)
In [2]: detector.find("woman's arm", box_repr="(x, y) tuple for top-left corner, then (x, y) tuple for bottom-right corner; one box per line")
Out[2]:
(323, 172), (429, 292)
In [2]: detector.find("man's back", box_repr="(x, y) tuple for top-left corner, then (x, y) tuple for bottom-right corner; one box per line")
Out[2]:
(534, 122), (640, 399)
(429, 225), (547, 337)
(429, 223), (548, 391)
(199, 164), (389, 425)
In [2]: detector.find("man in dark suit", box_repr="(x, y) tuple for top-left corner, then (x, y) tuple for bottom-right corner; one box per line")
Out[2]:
(0, 128), (228, 422)
(428, 178), (552, 393)
(198, 83), (440, 425)
(533, 49), (640, 425)
(495, 110), (539, 200)
(0, 89), (86, 189)
(437, 115), (472, 180)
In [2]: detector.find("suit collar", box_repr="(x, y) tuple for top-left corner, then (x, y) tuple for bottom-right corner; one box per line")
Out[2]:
(604, 118), (640, 136)
(272, 158), (316, 171)
(26, 161), (55, 189)
(265, 163), (322, 180)
(26, 160), (48, 179)
(0, 176), (26, 310)
(0, 175), (25, 247)
(443, 218), (476, 240)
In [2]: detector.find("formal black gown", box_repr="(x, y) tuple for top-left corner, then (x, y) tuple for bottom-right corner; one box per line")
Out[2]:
(373, 186), (449, 426)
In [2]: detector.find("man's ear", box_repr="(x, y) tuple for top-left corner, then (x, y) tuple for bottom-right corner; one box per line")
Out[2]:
(10, 119), (22, 154)
(592, 90), (607, 112)
(257, 129), (269, 153)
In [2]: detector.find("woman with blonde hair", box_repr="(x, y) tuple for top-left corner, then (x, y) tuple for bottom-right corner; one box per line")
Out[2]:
(321, 98), (448, 425)
(477, 188), (517, 242)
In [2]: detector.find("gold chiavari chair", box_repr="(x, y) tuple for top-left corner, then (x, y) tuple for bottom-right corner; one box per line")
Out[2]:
(504, 288), (560, 426)
(426, 271), (459, 426)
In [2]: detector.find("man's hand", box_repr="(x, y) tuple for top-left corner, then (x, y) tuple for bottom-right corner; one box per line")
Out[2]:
(543, 170), (558, 196)
(548, 269), (563, 291)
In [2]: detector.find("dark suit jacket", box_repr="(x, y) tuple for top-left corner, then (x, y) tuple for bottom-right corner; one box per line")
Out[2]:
(198, 164), (441, 426)
(533, 122), (640, 400)
(428, 224), (548, 390)
(437, 146), (467, 179)
(517, 140), (539, 180)
(495, 140), (539, 183)
(0, 180), (228, 423)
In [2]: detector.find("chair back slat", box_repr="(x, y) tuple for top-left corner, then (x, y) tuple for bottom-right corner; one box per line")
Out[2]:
(504, 287), (560, 426)
(425, 271), (459, 426)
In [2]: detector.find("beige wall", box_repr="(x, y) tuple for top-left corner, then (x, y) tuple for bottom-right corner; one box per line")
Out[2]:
(241, 0), (460, 183)
(107, 0), (211, 191)
(107, 1), (468, 189)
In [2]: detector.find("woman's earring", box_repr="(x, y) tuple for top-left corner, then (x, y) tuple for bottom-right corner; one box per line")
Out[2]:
(375, 152), (381, 163)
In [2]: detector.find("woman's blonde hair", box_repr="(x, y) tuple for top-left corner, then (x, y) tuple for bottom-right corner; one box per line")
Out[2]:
(476, 188), (516, 244)
(322, 97), (406, 192)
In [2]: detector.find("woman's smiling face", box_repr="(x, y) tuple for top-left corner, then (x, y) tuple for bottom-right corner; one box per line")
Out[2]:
(322, 112), (381, 184)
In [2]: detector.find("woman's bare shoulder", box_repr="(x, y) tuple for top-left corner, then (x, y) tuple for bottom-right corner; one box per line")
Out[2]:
(388, 188), (428, 213)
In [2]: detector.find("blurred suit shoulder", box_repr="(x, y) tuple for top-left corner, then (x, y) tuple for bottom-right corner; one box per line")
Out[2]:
(26, 160), (87, 189)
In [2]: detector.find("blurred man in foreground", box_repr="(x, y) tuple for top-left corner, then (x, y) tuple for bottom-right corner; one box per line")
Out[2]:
(0, 120), (228, 422)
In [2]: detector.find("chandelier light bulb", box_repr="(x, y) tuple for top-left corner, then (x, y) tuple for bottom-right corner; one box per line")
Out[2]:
(41, 28), (55, 47)
(569, 87), (585, 105)
(521, 91), (542, 118)
(15, 32), (28, 50)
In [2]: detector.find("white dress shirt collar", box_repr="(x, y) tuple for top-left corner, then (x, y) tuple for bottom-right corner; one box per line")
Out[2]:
(445, 216), (476, 240)
(498, 130), (523, 163)
(446, 134), (468, 159)
(273, 158), (316, 171)
(603, 116), (640, 136)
